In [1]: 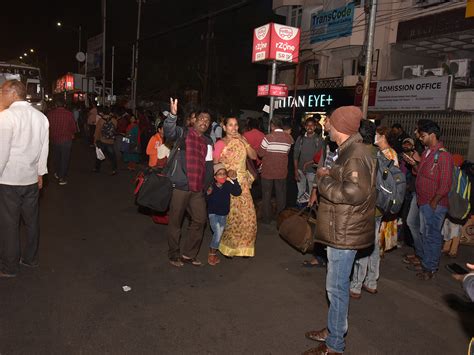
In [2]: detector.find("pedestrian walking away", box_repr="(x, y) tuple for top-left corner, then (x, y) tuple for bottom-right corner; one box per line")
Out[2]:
(258, 116), (294, 224)
(46, 97), (77, 185)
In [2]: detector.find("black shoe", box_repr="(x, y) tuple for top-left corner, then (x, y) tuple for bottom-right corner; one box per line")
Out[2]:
(19, 259), (39, 268)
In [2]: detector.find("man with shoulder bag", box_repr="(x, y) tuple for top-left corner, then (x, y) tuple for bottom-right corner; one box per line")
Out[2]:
(163, 98), (214, 267)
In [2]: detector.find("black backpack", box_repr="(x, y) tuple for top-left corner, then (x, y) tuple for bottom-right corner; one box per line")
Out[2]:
(375, 152), (406, 216)
(101, 118), (116, 140)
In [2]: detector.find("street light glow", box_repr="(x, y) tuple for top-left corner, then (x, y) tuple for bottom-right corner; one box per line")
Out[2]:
(57, 22), (62, 27)
(19, 56), (23, 59)
(30, 49), (34, 53)
(24, 53), (28, 56)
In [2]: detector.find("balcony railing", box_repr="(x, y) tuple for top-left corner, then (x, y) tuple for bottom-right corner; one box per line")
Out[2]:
(310, 77), (344, 89)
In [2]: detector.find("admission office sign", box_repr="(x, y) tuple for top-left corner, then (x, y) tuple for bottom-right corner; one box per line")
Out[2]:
(374, 76), (451, 111)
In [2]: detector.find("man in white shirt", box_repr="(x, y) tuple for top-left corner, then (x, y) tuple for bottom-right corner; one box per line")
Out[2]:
(0, 80), (49, 278)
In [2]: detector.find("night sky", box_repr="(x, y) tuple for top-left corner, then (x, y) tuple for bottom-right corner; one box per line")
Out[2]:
(2, 0), (279, 112)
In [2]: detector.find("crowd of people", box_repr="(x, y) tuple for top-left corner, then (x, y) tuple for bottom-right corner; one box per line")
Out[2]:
(0, 79), (473, 354)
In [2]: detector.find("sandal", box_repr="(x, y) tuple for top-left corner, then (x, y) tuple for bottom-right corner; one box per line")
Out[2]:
(169, 258), (184, 267)
(302, 259), (325, 268)
(181, 256), (202, 267)
(208, 253), (220, 266)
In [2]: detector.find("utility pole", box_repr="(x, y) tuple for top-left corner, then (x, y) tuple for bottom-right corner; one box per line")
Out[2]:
(362, 0), (377, 119)
(111, 45), (115, 100)
(203, 17), (213, 107)
(102, 0), (107, 106)
(132, 0), (144, 113)
(78, 25), (82, 73)
(268, 60), (277, 133)
(131, 44), (135, 106)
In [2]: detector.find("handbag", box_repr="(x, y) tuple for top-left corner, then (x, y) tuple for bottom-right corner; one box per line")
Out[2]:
(134, 168), (172, 212)
(278, 206), (317, 253)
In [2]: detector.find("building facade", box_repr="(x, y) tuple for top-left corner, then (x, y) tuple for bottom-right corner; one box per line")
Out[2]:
(271, 0), (474, 160)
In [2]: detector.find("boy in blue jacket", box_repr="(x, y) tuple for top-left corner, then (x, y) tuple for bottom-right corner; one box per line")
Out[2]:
(207, 163), (242, 265)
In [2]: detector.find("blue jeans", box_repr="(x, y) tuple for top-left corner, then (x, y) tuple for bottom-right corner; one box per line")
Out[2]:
(296, 170), (315, 200)
(326, 247), (357, 353)
(419, 204), (447, 272)
(208, 214), (227, 250)
(350, 216), (381, 293)
(407, 194), (423, 258)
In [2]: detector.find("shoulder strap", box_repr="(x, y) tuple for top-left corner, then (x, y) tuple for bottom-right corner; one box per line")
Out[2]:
(434, 147), (448, 164)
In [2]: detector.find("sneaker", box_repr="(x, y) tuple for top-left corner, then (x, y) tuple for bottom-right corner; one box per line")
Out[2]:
(58, 179), (68, 186)
(297, 192), (310, 204)
(53, 173), (59, 179)
(19, 259), (39, 268)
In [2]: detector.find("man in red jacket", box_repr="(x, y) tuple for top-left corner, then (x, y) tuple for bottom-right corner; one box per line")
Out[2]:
(47, 98), (77, 185)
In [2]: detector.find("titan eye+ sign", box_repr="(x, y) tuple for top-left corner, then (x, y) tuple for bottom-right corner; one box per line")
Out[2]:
(276, 94), (334, 109)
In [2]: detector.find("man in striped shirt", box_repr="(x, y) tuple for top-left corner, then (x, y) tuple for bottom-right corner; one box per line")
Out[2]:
(258, 116), (294, 223)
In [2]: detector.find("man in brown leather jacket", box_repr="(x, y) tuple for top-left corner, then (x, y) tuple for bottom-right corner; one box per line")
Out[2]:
(303, 106), (377, 355)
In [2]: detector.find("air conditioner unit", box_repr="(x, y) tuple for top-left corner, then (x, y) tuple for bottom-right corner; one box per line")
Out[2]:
(448, 59), (471, 78)
(402, 65), (424, 79)
(423, 68), (445, 77)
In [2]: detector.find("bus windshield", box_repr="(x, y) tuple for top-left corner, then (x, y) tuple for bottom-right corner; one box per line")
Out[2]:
(26, 82), (42, 102)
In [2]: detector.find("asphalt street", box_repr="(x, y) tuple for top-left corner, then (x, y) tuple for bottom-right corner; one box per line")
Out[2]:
(1, 140), (473, 355)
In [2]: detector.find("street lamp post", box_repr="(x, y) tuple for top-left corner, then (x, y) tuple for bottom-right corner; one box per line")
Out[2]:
(56, 21), (83, 73)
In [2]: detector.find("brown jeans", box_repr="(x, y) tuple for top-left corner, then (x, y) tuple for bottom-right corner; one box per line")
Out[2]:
(167, 189), (207, 260)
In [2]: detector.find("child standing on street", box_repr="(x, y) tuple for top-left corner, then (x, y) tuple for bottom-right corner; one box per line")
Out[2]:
(207, 163), (242, 266)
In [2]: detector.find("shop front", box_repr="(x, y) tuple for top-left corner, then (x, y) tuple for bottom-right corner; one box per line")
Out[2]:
(354, 76), (474, 160)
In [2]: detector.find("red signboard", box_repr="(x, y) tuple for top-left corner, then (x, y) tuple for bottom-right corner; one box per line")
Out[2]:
(54, 74), (74, 94)
(257, 84), (288, 97)
(354, 82), (376, 107)
(252, 23), (300, 64)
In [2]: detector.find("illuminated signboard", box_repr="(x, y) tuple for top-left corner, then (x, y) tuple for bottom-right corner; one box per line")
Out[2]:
(274, 88), (354, 112)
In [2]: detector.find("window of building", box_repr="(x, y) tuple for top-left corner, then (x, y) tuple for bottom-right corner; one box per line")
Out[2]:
(343, 58), (359, 76)
(290, 5), (303, 28)
(304, 61), (319, 85)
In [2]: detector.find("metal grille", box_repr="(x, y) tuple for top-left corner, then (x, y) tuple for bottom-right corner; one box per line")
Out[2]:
(312, 77), (343, 89)
(382, 111), (473, 157)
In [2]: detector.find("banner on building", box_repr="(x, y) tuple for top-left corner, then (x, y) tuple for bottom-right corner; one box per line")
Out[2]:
(87, 33), (103, 77)
(310, 2), (355, 44)
(373, 76), (451, 111)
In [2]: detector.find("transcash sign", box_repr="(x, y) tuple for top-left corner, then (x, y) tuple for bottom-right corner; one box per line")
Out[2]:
(374, 76), (451, 111)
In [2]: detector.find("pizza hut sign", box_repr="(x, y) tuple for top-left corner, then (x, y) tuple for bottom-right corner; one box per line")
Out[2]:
(252, 23), (301, 64)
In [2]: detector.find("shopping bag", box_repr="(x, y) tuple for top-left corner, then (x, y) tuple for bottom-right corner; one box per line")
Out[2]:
(96, 147), (106, 160)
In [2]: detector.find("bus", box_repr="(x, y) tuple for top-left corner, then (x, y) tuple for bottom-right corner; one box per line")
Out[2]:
(0, 61), (46, 111)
